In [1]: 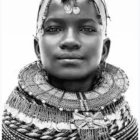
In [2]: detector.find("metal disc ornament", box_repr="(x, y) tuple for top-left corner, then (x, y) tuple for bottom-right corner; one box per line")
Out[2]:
(73, 6), (80, 14)
(64, 5), (72, 14)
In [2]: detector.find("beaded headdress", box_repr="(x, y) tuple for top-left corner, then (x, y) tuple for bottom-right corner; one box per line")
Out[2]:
(36, 0), (110, 36)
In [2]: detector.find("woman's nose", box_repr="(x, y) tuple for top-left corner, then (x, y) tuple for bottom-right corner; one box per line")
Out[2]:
(59, 28), (81, 51)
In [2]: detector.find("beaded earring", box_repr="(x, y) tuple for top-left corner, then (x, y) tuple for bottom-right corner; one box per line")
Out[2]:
(100, 60), (107, 72)
(37, 59), (43, 70)
(36, 59), (49, 81)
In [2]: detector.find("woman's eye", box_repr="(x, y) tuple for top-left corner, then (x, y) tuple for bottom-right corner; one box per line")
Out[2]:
(44, 26), (63, 33)
(79, 26), (97, 33)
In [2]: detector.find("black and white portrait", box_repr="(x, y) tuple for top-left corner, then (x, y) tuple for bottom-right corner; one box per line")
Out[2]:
(1, 0), (140, 139)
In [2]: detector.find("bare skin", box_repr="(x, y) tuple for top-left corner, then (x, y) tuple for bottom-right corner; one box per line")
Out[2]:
(35, 0), (110, 92)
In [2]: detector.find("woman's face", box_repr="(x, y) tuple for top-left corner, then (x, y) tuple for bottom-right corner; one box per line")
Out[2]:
(36, 0), (109, 79)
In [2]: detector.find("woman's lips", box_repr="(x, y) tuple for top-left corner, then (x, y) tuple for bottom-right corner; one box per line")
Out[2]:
(57, 58), (84, 65)
(56, 54), (84, 60)
(59, 58), (83, 62)
(56, 54), (84, 64)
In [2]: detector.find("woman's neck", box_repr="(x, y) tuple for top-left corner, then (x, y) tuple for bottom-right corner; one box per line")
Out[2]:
(48, 74), (95, 92)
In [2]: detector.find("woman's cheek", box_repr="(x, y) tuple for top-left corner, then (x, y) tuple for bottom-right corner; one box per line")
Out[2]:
(39, 41), (51, 66)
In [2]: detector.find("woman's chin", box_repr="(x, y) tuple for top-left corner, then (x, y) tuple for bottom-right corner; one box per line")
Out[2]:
(49, 69), (90, 80)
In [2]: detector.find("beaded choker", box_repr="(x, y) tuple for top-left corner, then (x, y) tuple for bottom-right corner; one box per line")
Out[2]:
(18, 61), (129, 112)
(4, 61), (137, 140)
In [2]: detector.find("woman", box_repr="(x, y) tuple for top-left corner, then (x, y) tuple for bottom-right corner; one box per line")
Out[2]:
(2, 0), (138, 139)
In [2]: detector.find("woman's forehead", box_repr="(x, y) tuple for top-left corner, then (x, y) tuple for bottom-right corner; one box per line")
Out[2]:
(36, 0), (108, 35)
(47, 0), (100, 23)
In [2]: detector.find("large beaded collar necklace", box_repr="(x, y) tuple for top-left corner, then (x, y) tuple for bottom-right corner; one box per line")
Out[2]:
(18, 61), (129, 112)
(4, 61), (134, 140)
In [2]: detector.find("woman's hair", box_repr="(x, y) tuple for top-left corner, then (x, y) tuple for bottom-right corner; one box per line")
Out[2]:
(36, 0), (110, 36)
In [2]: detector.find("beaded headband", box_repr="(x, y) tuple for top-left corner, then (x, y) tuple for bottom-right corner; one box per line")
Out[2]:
(36, 0), (110, 36)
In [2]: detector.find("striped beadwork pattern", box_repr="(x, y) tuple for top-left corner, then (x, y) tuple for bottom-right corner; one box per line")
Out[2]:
(2, 110), (138, 140)
(2, 62), (138, 139)
(2, 89), (138, 140)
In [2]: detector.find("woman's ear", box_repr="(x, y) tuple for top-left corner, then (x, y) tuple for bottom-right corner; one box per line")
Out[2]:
(34, 37), (40, 59)
(101, 38), (111, 61)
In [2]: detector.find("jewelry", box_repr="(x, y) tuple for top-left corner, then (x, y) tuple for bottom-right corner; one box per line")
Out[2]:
(63, 0), (80, 15)
(3, 61), (138, 140)
(3, 111), (138, 140)
(73, 0), (80, 15)
(100, 60), (107, 72)
(6, 61), (129, 127)
(36, 59), (42, 70)
(112, 117), (138, 139)
(64, 4), (73, 14)
(79, 127), (110, 140)
(72, 6), (80, 14)
(18, 61), (129, 112)
(36, 0), (111, 36)
(88, 0), (111, 36)
(6, 87), (127, 131)
(73, 112), (107, 129)
(36, 0), (52, 36)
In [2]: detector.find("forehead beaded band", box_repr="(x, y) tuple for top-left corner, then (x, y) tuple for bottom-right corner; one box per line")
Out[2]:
(36, 0), (110, 36)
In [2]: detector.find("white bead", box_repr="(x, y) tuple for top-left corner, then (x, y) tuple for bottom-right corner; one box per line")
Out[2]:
(104, 116), (108, 121)
(101, 106), (104, 110)
(42, 100), (46, 104)
(75, 109), (78, 113)
(113, 99), (117, 102)
(45, 76), (48, 80)
(42, 16), (46, 20)
(86, 112), (89, 116)
(111, 137), (116, 140)
(29, 92), (32, 95)
(59, 108), (63, 111)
